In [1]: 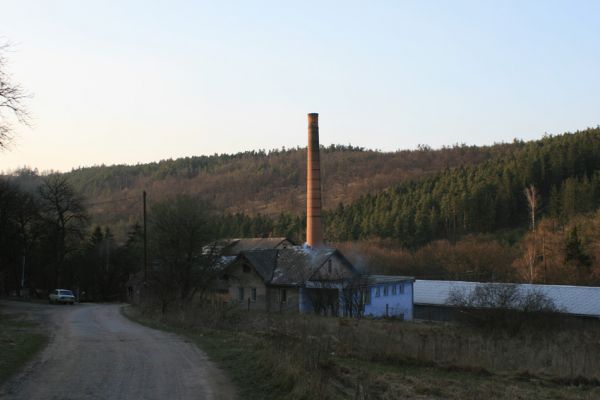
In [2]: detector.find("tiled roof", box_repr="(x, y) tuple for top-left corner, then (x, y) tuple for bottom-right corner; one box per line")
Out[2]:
(271, 247), (337, 285)
(414, 280), (600, 317)
(241, 249), (279, 282)
(239, 246), (356, 286)
(221, 237), (293, 256)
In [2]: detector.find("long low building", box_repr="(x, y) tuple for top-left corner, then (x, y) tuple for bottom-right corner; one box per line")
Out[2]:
(414, 280), (600, 320)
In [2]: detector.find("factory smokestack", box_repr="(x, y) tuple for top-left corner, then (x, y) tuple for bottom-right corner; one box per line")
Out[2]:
(307, 113), (323, 248)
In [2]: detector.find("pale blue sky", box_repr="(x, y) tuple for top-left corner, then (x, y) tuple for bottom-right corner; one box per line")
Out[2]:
(1, 0), (599, 171)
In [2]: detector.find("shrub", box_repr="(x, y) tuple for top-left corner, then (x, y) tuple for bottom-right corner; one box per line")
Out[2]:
(447, 283), (562, 333)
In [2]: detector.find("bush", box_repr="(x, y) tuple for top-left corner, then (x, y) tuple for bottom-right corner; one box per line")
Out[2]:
(447, 283), (562, 333)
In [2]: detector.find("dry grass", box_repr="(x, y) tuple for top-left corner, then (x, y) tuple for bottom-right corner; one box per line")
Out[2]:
(126, 303), (600, 399)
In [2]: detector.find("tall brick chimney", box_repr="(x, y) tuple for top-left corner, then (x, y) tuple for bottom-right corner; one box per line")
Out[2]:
(307, 113), (323, 248)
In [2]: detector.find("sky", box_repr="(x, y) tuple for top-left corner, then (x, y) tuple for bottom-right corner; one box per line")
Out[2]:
(1, 0), (599, 172)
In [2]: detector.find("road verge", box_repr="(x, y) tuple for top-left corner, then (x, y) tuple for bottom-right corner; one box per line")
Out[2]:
(0, 303), (48, 385)
(121, 305), (303, 400)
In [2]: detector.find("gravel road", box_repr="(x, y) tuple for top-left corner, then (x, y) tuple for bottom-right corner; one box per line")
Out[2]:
(0, 301), (236, 400)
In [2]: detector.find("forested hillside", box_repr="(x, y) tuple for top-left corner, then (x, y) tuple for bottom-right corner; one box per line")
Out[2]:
(64, 143), (514, 216)
(6, 127), (600, 286)
(7, 142), (516, 237)
(211, 127), (600, 285)
(67, 143), (513, 217)
(325, 128), (600, 247)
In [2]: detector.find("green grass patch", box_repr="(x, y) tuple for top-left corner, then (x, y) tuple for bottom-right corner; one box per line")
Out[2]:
(0, 310), (48, 385)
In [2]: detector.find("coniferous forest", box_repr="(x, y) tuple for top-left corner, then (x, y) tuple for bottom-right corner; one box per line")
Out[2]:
(325, 128), (600, 246)
(3, 127), (600, 296)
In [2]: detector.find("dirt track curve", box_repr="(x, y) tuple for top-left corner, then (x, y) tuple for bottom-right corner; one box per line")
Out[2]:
(0, 301), (236, 400)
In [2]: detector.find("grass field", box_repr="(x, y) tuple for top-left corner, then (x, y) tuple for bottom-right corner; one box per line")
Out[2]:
(0, 306), (48, 385)
(337, 358), (600, 400)
(123, 305), (600, 400)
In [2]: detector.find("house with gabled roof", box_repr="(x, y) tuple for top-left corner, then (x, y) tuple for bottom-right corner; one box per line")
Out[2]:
(219, 245), (414, 318)
(222, 247), (356, 314)
(216, 113), (415, 319)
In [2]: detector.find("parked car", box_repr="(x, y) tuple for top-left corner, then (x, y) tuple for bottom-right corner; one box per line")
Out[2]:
(49, 289), (76, 305)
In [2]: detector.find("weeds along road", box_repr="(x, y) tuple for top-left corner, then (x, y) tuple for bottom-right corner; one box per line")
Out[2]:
(0, 301), (236, 400)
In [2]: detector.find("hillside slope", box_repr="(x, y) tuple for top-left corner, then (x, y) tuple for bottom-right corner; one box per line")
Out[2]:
(325, 128), (600, 247)
(7, 128), (600, 285)
(60, 142), (517, 229)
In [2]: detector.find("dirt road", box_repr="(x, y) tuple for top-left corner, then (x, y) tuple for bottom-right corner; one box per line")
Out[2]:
(0, 301), (236, 400)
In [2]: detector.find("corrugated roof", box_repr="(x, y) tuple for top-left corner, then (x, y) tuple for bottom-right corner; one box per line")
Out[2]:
(414, 280), (600, 317)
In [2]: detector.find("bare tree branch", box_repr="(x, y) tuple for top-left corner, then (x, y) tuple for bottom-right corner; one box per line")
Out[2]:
(0, 42), (31, 149)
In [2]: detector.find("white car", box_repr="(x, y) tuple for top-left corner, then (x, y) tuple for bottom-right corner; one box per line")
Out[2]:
(49, 289), (76, 305)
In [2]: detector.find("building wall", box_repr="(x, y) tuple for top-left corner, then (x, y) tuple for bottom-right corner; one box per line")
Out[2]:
(364, 281), (413, 320)
(224, 260), (301, 313)
(226, 261), (269, 311)
(310, 254), (356, 280)
(299, 286), (343, 316)
(299, 287), (311, 313)
(266, 286), (300, 313)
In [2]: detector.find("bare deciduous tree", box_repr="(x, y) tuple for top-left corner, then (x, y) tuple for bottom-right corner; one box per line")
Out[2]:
(524, 184), (539, 232)
(38, 175), (88, 288)
(0, 43), (30, 149)
(148, 195), (220, 313)
(447, 283), (561, 332)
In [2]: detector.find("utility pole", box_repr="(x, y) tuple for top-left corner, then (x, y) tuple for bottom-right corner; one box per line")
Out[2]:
(143, 190), (147, 283)
(105, 231), (110, 272)
(21, 255), (26, 293)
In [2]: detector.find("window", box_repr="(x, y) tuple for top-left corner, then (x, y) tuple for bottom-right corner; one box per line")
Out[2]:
(238, 287), (245, 301)
(392, 284), (397, 295)
(375, 287), (380, 297)
(243, 264), (251, 273)
(383, 285), (388, 296)
(399, 284), (404, 294)
(280, 289), (287, 303)
(251, 288), (257, 302)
